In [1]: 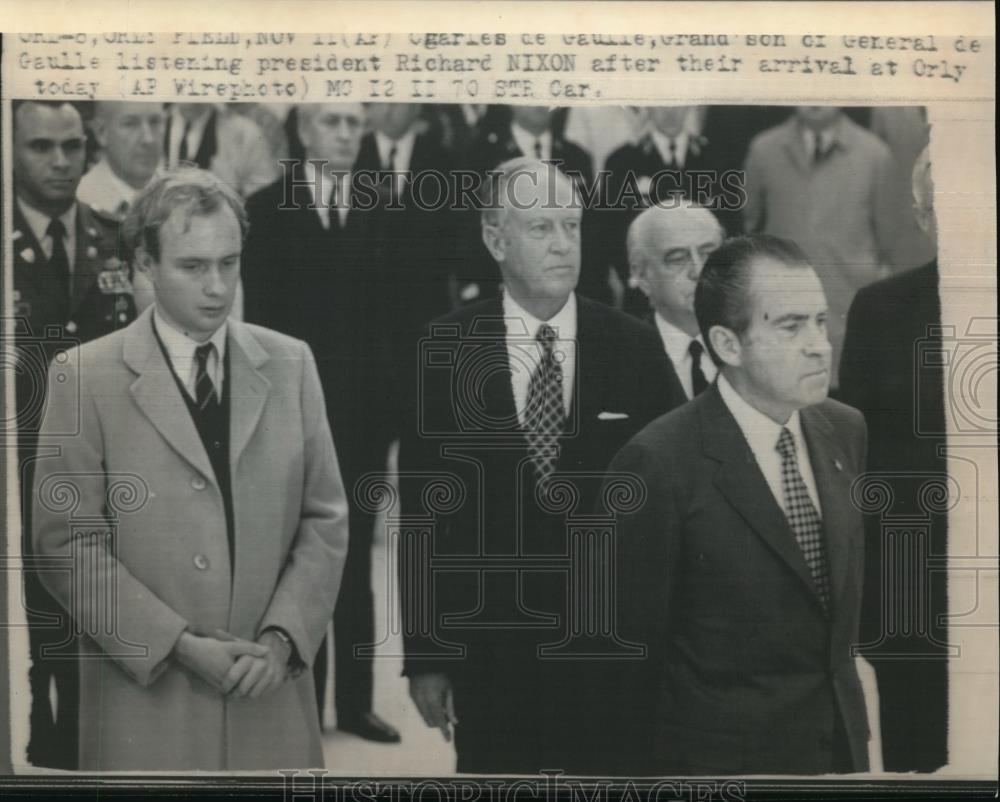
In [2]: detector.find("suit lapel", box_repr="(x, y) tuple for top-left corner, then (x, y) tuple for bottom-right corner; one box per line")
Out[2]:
(701, 387), (826, 610)
(125, 308), (215, 483)
(800, 405), (853, 617)
(571, 297), (605, 431)
(226, 322), (271, 470)
(473, 297), (520, 431)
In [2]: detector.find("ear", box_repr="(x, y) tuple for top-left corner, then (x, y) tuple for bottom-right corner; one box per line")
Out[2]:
(630, 260), (651, 295)
(708, 324), (742, 368)
(481, 219), (506, 264)
(133, 247), (155, 279)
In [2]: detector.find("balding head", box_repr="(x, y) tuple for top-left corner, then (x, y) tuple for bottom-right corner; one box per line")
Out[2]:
(481, 158), (582, 320)
(296, 102), (364, 171)
(627, 203), (725, 335)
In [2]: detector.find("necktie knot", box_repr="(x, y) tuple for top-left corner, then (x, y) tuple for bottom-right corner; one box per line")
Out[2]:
(47, 217), (67, 240)
(195, 342), (215, 367)
(688, 338), (703, 361)
(776, 426), (797, 459)
(537, 323), (557, 351)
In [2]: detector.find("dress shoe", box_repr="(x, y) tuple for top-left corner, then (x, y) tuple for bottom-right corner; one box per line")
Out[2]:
(337, 712), (402, 743)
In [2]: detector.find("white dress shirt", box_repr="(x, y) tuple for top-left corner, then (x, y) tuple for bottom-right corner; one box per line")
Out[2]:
(511, 123), (553, 161)
(653, 313), (717, 401)
(17, 198), (77, 272)
(154, 306), (227, 402)
(303, 159), (350, 229)
(375, 128), (417, 175)
(717, 373), (822, 516)
(651, 129), (691, 168)
(503, 291), (577, 426)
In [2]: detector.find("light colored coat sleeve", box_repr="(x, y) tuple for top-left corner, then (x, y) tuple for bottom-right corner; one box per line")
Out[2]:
(32, 350), (188, 687)
(256, 341), (349, 668)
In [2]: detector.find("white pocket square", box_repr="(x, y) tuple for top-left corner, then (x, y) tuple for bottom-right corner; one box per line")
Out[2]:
(597, 411), (629, 421)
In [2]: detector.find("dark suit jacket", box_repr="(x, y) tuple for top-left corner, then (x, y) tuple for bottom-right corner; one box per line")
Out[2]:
(354, 130), (458, 361)
(604, 385), (871, 775)
(602, 132), (744, 315)
(398, 294), (682, 770)
(242, 172), (396, 481)
(838, 260), (947, 771)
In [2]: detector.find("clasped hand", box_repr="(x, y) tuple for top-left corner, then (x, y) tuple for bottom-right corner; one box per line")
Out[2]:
(174, 629), (291, 699)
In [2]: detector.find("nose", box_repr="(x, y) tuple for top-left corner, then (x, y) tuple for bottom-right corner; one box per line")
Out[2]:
(139, 120), (159, 144)
(687, 249), (703, 281)
(549, 224), (574, 255)
(52, 145), (71, 169)
(804, 321), (833, 358)
(204, 266), (226, 297)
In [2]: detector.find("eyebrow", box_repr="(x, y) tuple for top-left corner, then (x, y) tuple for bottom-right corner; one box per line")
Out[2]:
(769, 312), (810, 325)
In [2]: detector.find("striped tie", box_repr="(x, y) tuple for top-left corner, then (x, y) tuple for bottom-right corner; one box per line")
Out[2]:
(776, 427), (831, 611)
(524, 324), (565, 490)
(194, 343), (219, 410)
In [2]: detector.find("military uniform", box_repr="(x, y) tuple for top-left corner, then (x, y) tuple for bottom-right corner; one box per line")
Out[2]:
(11, 198), (136, 769)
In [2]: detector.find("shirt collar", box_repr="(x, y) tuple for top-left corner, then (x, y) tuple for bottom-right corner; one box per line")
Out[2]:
(502, 290), (577, 342)
(17, 197), (76, 247)
(650, 129), (690, 165)
(797, 114), (847, 154)
(303, 158), (351, 209)
(510, 123), (552, 159)
(654, 312), (703, 367)
(153, 305), (228, 365)
(374, 128), (417, 172)
(717, 372), (805, 458)
(82, 159), (147, 216)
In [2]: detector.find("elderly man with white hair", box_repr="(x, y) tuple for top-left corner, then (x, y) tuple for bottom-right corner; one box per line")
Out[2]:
(627, 201), (725, 401)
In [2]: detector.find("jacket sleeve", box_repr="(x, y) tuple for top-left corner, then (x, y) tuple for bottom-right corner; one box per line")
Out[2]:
(32, 352), (188, 688)
(257, 342), (349, 668)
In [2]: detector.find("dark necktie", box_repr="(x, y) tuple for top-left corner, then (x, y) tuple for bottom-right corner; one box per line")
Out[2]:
(194, 342), (219, 410)
(688, 339), (709, 396)
(524, 323), (565, 489)
(46, 217), (71, 321)
(533, 138), (543, 159)
(385, 143), (397, 172)
(776, 427), (831, 611)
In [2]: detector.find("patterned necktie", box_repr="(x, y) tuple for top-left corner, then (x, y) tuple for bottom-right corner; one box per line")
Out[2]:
(776, 427), (830, 611)
(46, 217), (71, 321)
(688, 339), (709, 396)
(524, 323), (565, 489)
(194, 342), (219, 410)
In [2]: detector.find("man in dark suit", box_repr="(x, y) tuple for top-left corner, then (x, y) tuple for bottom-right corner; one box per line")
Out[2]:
(11, 99), (137, 769)
(458, 106), (608, 305)
(603, 106), (745, 312)
(355, 103), (457, 361)
(242, 102), (400, 743)
(626, 202), (724, 397)
(839, 148), (947, 771)
(605, 234), (872, 775)
(399, 158), (678, 775)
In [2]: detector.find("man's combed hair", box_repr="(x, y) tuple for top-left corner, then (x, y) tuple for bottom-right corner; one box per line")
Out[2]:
(122, 166), (249, 262)
(694, 234), (810, 365)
